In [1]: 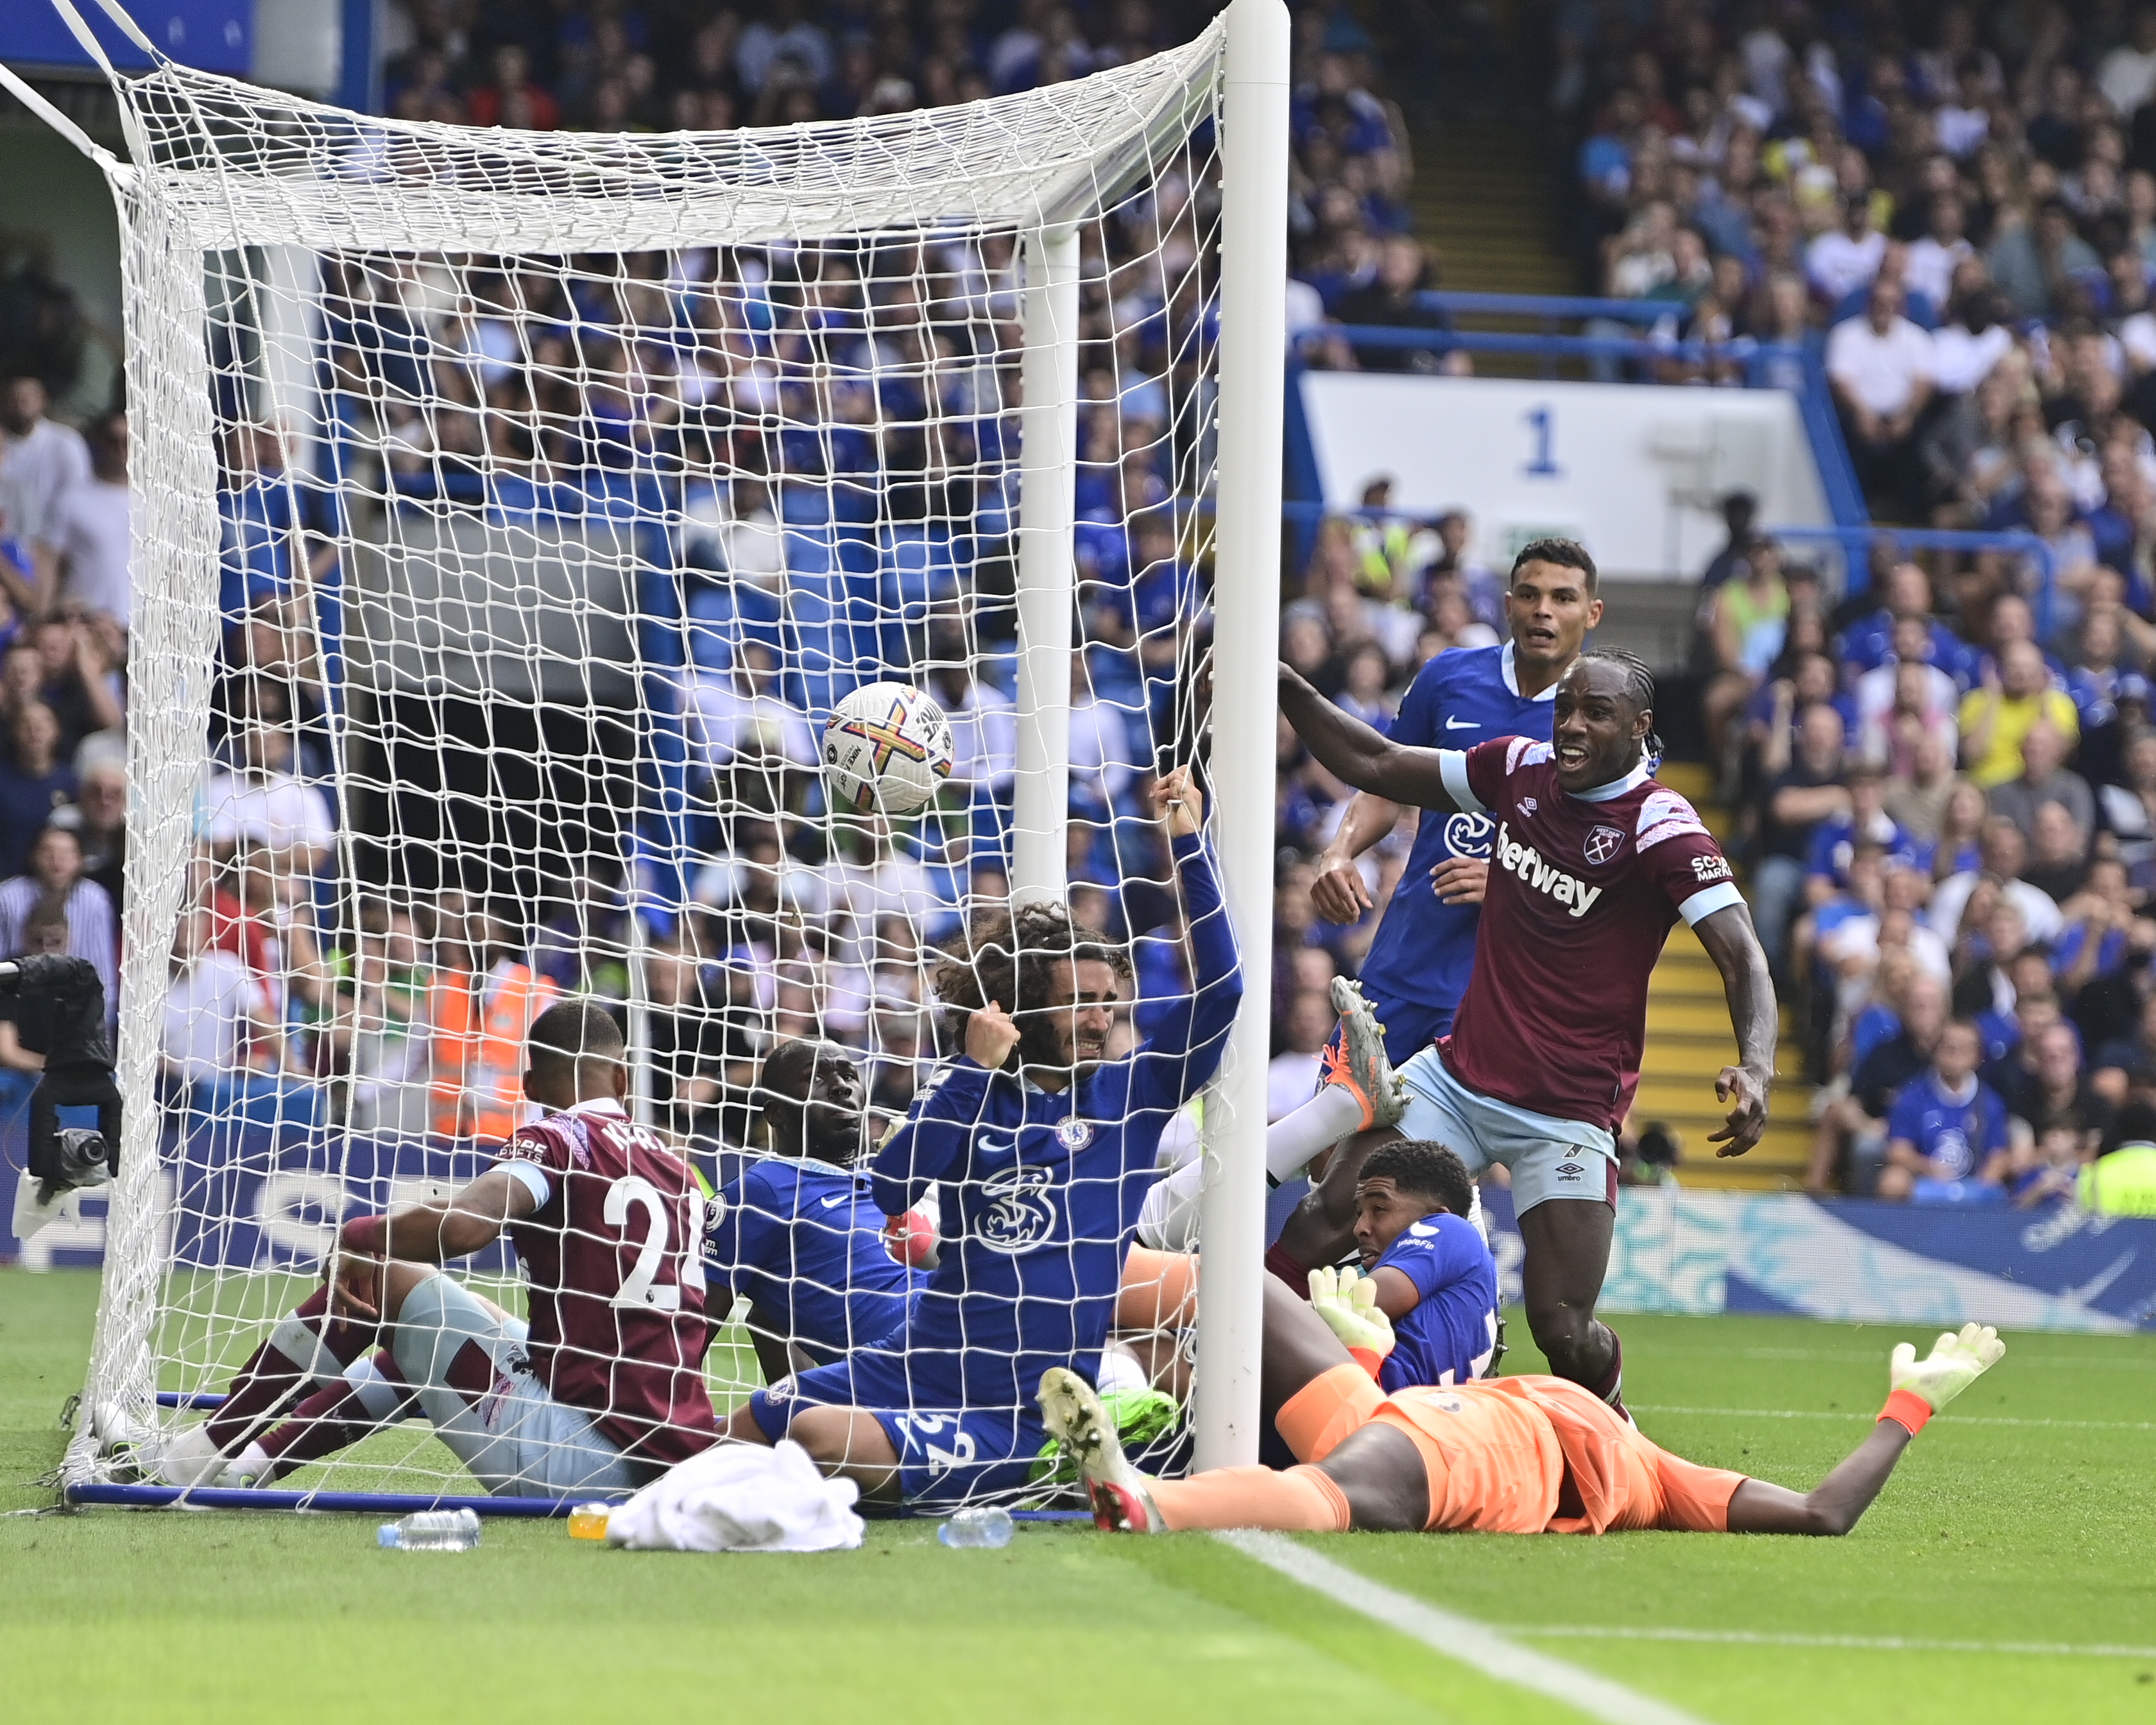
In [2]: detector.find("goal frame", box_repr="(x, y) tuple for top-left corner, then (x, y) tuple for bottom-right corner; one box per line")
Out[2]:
(5, 0), (1287, 1509)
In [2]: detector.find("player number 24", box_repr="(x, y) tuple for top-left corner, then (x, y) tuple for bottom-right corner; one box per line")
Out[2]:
(604, 1174), (707, 1312)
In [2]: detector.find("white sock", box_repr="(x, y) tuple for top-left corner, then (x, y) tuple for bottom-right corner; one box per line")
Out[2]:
(1136, 1159), (1205, 1252)
(230, 1440), (271, 1485)
(1264, 1085), (1367, 1182)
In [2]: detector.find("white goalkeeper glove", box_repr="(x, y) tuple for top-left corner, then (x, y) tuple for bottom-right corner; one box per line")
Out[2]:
(1308, 1265), (1394, 1364)
(1889, 1321), (2006, 1416)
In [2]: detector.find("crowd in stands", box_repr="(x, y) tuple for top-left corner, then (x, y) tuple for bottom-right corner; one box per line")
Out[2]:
(1688, 488), (2156, 1204)
(14, 0), (2153, 1220)
(3, 0), (1434, 1180)
(1555, 0), (2156, 545)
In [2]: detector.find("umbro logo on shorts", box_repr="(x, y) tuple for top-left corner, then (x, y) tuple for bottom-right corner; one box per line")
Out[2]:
(1554, 1162), (1585, 1181)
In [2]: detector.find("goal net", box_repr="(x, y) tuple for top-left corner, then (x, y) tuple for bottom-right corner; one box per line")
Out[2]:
(26, 0), (1285, 1510)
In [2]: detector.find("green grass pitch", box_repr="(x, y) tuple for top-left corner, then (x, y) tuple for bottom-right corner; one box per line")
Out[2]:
(5, 1266), (2155, 1725)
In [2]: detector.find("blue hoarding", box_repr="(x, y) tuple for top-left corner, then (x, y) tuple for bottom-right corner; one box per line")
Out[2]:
(0, 1), (252, 78)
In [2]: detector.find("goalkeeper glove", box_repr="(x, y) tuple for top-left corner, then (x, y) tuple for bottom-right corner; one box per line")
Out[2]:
(1308, 1265), (1394, 1378)
(1880, 1321), (2006, 1436)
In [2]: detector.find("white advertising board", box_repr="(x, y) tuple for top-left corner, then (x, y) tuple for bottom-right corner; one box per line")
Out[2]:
(1299, 373), (1834, 581)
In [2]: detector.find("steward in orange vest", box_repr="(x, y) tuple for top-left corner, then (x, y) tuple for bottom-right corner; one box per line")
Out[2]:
(429, 909), (558, 1144)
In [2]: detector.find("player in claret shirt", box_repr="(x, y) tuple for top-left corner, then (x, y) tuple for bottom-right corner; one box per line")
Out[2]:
(1273, 651), (1777, 1416)
(156, 1000), (717, 1495)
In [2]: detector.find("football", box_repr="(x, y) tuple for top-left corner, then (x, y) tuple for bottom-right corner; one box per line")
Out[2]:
(821, 681), (957, 816)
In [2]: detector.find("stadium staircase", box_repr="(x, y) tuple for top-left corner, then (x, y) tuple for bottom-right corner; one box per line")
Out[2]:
(1409, 122), (1573, 296)
(1392, 79), (1812, 1184)
(1641, 762), (1812, 1189)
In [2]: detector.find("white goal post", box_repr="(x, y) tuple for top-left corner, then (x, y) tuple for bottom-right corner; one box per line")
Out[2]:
(7, 0), (1286, 1503)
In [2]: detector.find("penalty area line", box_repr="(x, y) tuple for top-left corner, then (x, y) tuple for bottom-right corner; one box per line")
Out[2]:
(1502, 1624), (2156, 1661)
(1216, 1529), (1714, 1725)
(1630, 1404), (2156, 1433)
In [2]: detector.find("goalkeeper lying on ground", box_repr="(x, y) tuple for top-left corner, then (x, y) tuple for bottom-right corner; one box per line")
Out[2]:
(1040, 1267), (2005, 1536)
(157, 1002), (718, 1495)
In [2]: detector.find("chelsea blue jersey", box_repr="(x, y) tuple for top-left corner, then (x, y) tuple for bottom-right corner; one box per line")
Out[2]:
(866, 832), (1241, 1411)
(707, 1156), (925, 1368)
(1372, 1210), (1501, 1394)
(1886, 1072), (2009, 1181)
(1356, 642), (1557, 1030)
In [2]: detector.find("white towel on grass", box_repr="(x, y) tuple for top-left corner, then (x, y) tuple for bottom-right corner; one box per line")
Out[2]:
(604, 1439), (864, 1553)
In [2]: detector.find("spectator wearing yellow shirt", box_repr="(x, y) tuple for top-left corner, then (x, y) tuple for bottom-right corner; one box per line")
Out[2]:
(1958, 640), (2078, 788)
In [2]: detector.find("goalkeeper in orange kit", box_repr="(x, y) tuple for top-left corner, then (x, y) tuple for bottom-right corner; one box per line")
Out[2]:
(1039, 1271), (2004, 1538)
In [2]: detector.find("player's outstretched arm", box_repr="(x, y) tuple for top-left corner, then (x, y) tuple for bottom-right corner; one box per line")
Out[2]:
(1132, 768), (1244, 1083)
(1695, 902), (1776, 1158)
(328, 1168), (536, 1319)
(1279, 663), (1457, 809)
(1726, 1323), (2005, 1536)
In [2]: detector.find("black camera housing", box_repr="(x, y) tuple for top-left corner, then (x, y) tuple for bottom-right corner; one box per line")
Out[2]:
(0, 955), (123, 1205)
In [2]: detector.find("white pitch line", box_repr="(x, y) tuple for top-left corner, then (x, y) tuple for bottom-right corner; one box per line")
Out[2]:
(1630, 1404), (2156, 1433)
(1217, 1529), (1713, 1725)
(1639, 1347), (2155, 1371)
(1502, 1624), (2156, 1661)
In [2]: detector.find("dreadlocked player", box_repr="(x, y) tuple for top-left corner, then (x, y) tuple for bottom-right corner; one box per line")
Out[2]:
(1270, 650), (1778, 1417)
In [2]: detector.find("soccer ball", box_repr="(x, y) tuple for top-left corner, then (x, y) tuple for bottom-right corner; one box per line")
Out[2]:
(821, 682), (956, 816)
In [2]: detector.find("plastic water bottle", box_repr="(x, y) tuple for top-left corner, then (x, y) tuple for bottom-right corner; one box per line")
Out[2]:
(937, 1506), (1014, 1549)
(378, 1508), (483, 1551)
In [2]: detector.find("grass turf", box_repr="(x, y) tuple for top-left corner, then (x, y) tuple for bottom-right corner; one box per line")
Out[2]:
(4, 1266), (2155, 1724)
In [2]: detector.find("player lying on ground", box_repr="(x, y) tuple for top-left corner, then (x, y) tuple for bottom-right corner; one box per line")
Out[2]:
(708, 1037), (929, 1384)
(723, 768), (1239, 1508)
(1251, 540), (1606, 1215)
(157, 1002), (717, 1495)
(1335, 1139), (1501, 1390)
(1270, 651), (1778, 1414)
(1041, 1282), (2005, 1536)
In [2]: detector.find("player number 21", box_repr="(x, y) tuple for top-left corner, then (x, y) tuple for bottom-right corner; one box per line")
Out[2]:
(605, 1174), (707, 1311)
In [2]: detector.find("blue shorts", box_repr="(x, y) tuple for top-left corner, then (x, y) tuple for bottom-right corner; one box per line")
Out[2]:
(1396, 1045), (1617, 1214)
(746, 1350), (1047, 1510)
(1329, 991), (1455, 1067)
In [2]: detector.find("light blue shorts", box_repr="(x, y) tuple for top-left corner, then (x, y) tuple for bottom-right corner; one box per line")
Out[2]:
(1396, 1047), (1618, 1215)
(392, 1274), (651, 1499)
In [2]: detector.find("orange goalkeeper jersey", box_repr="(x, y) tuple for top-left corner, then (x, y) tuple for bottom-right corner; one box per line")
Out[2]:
(1373, 1374), (1745, 1535)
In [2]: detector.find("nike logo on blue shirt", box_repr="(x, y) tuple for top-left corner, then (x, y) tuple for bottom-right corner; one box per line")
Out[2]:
(1444, 717), (1480, 730)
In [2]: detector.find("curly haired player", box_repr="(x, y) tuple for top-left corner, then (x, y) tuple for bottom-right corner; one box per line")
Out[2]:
(724, 768), (1240, 1509)
(1040, 1276), (2005, 1538)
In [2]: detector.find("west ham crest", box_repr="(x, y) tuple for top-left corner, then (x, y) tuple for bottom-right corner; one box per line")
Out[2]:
(1583, 825), (1627, 866)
